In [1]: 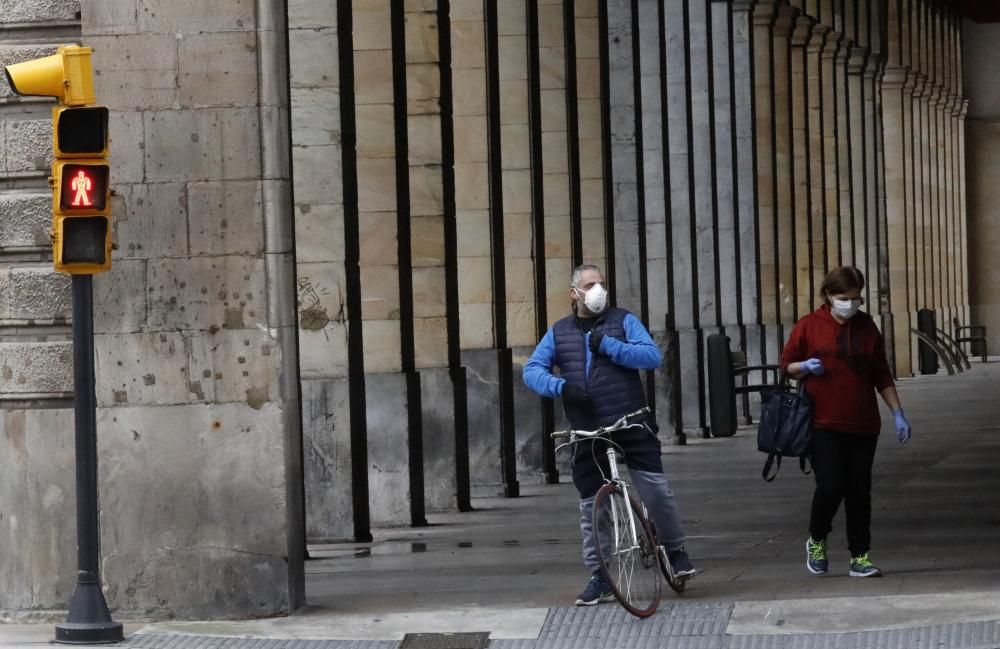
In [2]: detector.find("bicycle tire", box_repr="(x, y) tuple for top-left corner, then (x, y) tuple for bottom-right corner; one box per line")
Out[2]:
(593, 483), (661, 618)
(658, 546), (688, 594)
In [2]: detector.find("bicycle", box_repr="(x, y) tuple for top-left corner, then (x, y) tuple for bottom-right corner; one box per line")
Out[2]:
(552, 406), (688, 618)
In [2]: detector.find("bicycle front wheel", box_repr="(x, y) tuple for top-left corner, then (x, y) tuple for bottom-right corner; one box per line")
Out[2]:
(593, 483), (662, 618)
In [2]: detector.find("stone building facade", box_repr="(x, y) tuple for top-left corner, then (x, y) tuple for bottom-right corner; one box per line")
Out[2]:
(0, 0), (979, 619)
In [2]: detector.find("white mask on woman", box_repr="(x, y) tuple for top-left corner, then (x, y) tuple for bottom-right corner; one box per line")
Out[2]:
(575, 284), (609, 314)
(831, 298), (862, 320)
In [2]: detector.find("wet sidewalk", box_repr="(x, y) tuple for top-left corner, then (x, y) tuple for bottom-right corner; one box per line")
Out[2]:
(4, 362), (1000, 648)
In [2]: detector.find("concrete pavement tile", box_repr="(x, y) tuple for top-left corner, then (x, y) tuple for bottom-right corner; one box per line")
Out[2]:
(136, 609), (547, 641)
(727, 591), (1000, 635)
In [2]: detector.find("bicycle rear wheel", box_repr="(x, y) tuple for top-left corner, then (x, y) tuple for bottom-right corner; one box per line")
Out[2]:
(593, 483), (661, 618)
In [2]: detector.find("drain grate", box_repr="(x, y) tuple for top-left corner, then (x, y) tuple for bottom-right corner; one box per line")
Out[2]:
(398, 632), (490, 649)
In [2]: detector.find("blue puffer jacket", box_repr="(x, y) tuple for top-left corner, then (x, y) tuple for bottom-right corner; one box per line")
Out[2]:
(523, 307), (662, 429)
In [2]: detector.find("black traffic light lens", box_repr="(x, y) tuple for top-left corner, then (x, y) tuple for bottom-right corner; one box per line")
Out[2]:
(59, 163), (109, 211)
(56, 106), (108, 154)
(62, 217), (108, 265)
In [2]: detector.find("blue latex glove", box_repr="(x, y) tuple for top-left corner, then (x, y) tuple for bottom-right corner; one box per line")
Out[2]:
(799, 357), (825, 376)
(893, 409), (912, 444)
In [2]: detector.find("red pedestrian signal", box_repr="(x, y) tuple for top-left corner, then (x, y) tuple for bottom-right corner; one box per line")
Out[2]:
(56, 163), (109, 211)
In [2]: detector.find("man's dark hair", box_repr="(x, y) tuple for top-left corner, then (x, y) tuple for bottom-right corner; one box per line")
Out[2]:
(820, 266), (865, 303)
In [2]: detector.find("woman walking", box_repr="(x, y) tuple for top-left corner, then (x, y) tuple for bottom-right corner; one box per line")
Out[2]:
(781, 266), (912, 577)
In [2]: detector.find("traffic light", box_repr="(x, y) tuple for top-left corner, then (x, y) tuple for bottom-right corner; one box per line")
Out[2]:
(4, 45), (112, 274)
(51, 106), (111, 273)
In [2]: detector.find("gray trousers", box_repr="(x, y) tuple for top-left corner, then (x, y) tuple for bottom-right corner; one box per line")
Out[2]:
(579, 468), (686, 572)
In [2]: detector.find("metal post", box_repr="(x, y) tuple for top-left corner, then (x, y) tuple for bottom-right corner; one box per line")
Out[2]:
(55, 275), (123, 644)
(707, 334), (738, 438)
(917, 308), (938, 375)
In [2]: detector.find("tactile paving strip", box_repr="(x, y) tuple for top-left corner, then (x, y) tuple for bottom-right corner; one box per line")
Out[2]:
(489, 638), (724, 649)
(122, 635), (399, 649)
(489, 602), (731, 649)
(721, 620), (1000, 649)
(538, 602), (733, 639)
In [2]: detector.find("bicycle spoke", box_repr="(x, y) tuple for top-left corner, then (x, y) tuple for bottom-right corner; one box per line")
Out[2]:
(593, 484), (661, 618)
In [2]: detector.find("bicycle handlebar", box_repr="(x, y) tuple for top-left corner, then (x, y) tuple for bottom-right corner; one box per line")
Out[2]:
(551, 406), (651, 441)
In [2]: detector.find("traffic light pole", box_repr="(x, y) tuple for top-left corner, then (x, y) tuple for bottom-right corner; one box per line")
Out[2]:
(55, 275), (123, 645)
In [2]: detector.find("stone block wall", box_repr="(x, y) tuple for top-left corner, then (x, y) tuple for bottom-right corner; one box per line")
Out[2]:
(2, 0), (303, 619)
(1, 0), (78, 614)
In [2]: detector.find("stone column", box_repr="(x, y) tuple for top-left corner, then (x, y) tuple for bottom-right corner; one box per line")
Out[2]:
(403, 2), (458, 513)
(916, 5), (931, 314)
(820, 9), (842, 270)
(451, 1), (508, 497)
(806, 22), (829, 287)
(866, 58), (888, 331)
(63, 0), (303, 616)
(733, 0), (764, 371)
(772, 5), (798, 334)
(637, 0), (669, 329)
(606, 0), (643, 315)
(912, 77), (926, 317)
(958, 98), (970, 327)
(289, 0), (355, 540)
(772, 4), (797, 329)
(537, 1), (574, 324)
(355, 0), (419, 528)
(926, 7), (938, 317)
(834, 9), (853, 267)
(901, 0), (920, 373)
(0, 5), (77, 609)
(753, 0), (781, 361)
(665, 0), (703, 435)
(576, 0), (608, 267)
(847, 46), (868, 302)
(691, 0), (719, 333)
(791, 14), (813, 316)
(956, 14), (969, 325)
(497, 0), (550, 486)
(883, 65), (913, 377)
(712, 0), (741, 329)
(939, 9), (955, 328)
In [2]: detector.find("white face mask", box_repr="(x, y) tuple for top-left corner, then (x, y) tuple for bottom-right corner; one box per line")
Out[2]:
(575, 283), (609, 315)
(831, 298), (862, 320)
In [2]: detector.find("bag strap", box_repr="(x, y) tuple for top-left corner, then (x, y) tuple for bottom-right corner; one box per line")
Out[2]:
(762, 453), (782, 482)
(799, 455), (812, 475)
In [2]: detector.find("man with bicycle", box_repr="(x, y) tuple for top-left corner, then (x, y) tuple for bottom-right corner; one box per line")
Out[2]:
(523, 263), (696, 606)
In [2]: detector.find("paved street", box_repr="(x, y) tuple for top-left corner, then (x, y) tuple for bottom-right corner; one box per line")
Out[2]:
(4, 362), (1000, 648)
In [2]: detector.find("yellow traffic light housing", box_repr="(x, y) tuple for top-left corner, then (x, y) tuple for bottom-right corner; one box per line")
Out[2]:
(5, 46), (113, 274)
(4, 45), (96, 106)
(53, 106), (109, 157)
(50, 108), (112, 274)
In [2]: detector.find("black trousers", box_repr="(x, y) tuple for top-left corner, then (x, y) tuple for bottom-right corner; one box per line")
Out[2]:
(808, 428), (879, 557)
(571, 422), (662, 499)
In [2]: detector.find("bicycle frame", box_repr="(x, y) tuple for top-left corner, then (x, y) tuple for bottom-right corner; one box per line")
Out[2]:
(553, 407), (652, 566)
(602, 444), (643, 561)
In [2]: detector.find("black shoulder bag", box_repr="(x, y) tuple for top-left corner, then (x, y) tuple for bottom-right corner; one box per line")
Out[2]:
(756, 374), (813, 481)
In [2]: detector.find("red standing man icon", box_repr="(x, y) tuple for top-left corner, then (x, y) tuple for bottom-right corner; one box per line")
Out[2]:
(71, 170), (92, 207)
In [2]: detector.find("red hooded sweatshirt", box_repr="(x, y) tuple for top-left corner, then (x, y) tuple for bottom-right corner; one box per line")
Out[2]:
(779, 305), (895, 435)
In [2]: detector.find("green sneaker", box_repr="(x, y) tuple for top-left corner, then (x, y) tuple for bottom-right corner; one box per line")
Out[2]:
(806, 537), (828, 575)
(849, 553), (882, 577)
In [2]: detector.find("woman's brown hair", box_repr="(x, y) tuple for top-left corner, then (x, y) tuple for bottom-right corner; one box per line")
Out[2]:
(820, 266), (865, 303)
